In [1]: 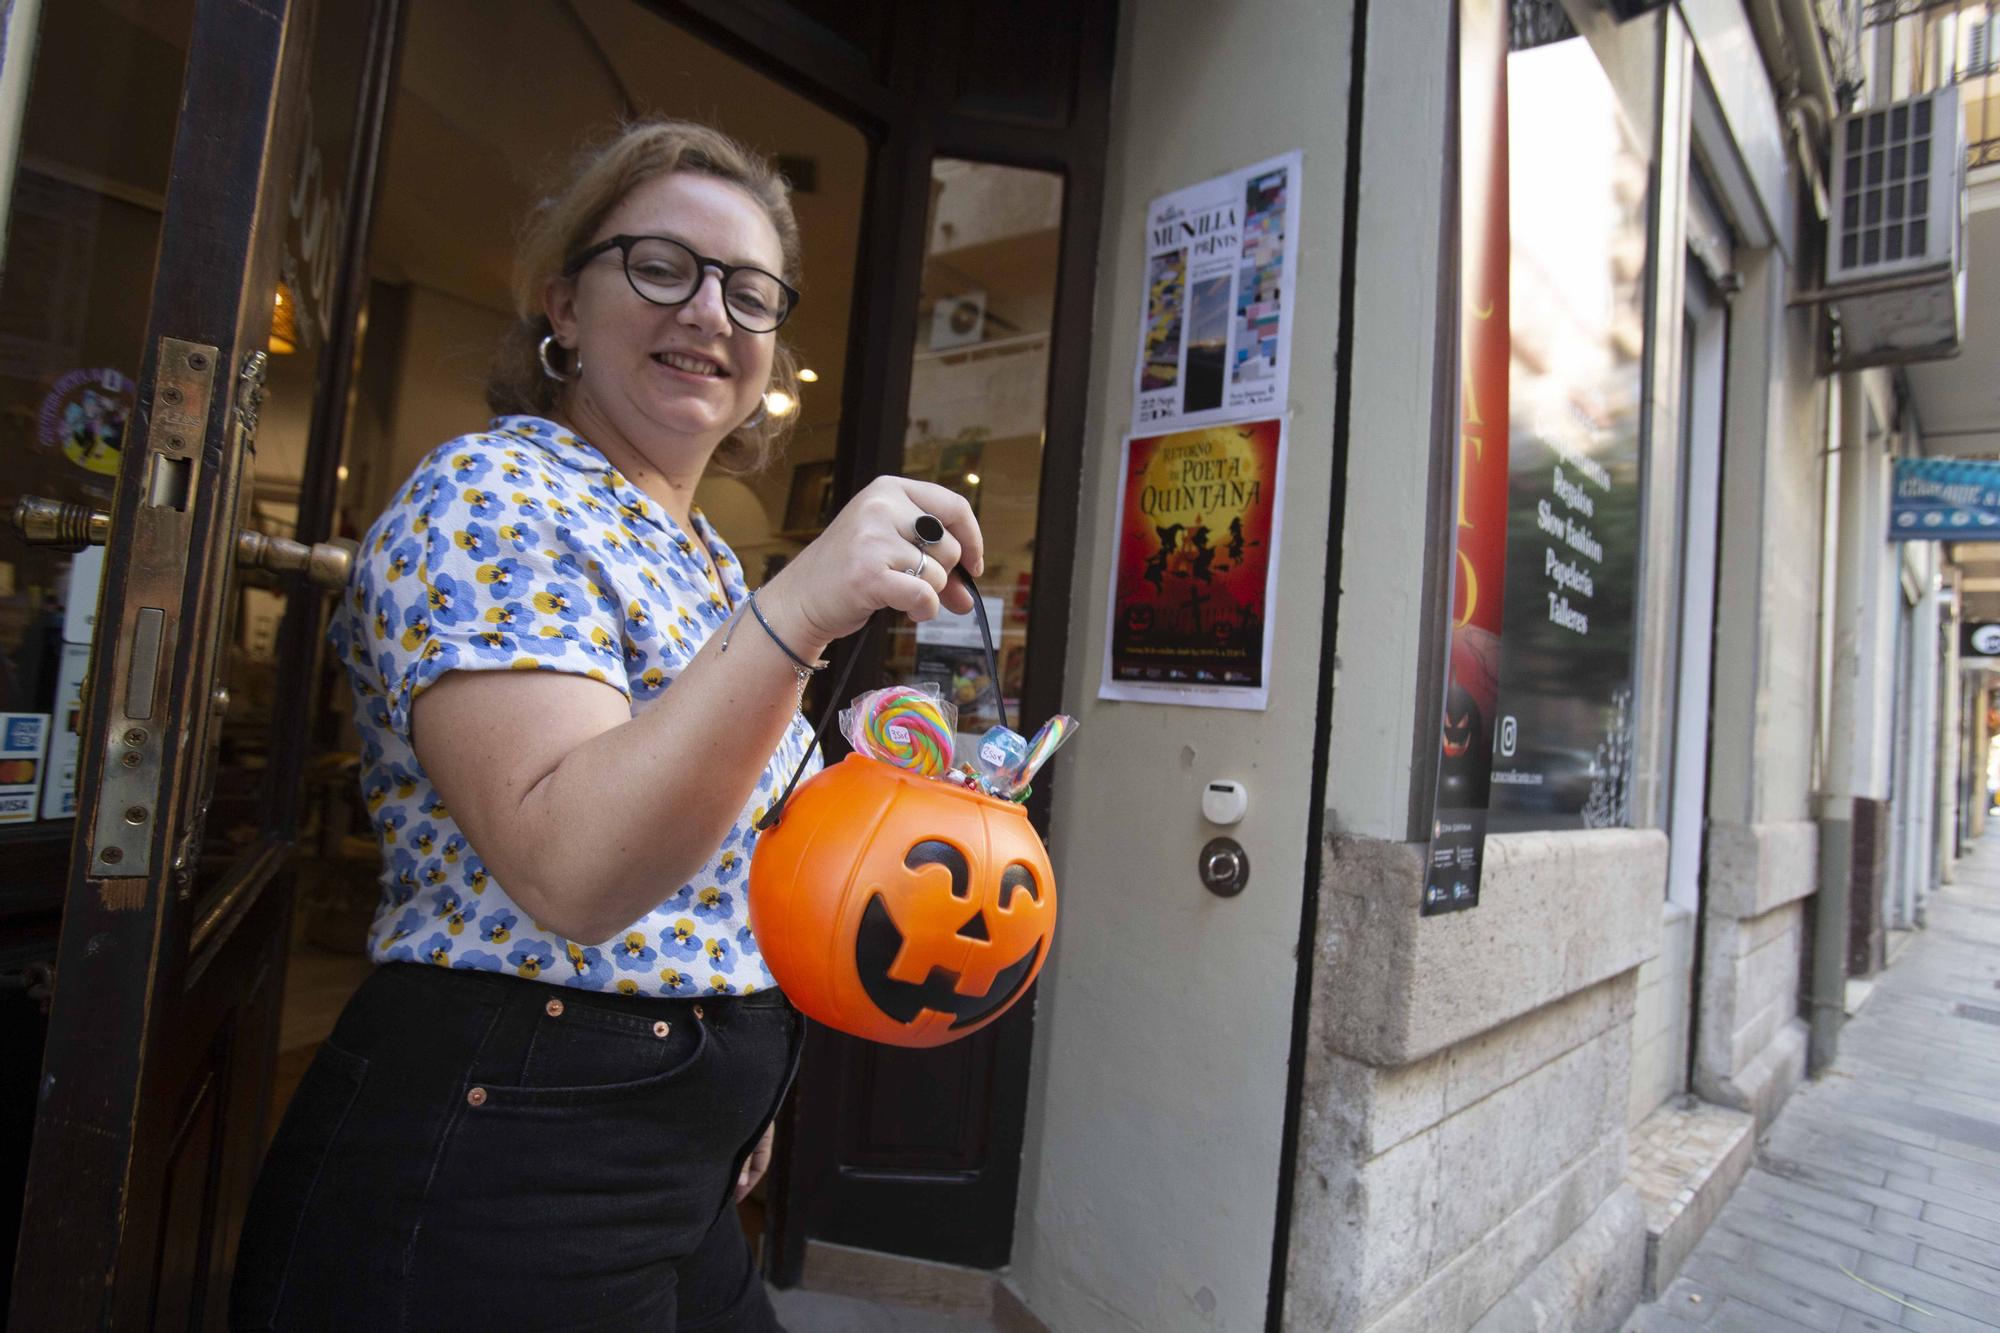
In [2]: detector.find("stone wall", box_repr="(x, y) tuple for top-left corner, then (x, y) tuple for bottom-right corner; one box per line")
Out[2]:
(1283, 830), (1661, 1332)
(1628, 904), (1696, 1127)
(1693, 820), (1814, 1125)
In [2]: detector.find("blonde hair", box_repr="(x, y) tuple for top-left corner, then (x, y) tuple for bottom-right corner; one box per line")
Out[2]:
(487, 118), (803, 475)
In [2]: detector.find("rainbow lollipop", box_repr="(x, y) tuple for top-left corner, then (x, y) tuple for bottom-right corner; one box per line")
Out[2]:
(857, 686), (955, 777)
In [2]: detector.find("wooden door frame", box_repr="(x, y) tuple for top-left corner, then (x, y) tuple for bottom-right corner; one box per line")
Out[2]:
(7, 0), (404, 1321)
(642, 0), (1115, 1280)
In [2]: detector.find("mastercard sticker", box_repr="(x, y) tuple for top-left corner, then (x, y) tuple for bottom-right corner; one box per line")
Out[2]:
(0, 713), (49, 824)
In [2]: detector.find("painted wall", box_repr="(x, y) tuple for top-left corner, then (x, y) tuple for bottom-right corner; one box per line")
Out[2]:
(1011, 1), (1355, 1329)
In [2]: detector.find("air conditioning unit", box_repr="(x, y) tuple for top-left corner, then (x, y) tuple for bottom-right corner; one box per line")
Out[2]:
(1821, 86), (1967, 368)
(929, 291), (986, 350)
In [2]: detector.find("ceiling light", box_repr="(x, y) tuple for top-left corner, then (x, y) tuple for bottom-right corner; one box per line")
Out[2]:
(336, 465), (349, 482)
(269, 282), (298, 355)
(797, 368), (819, 382)
(964, 472), (981, 485)
(764, 389), (798, 417)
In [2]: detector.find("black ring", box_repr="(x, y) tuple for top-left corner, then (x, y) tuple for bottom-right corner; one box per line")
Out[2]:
(912, 512), (946, 547)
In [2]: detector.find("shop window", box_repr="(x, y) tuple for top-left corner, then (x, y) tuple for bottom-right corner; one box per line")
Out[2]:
(882, 159), (1064, 749)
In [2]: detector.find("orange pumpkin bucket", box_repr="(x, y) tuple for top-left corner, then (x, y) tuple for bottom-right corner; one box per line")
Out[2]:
(748, 753), (1056, 1046)
(747, 568), (1061, 1047)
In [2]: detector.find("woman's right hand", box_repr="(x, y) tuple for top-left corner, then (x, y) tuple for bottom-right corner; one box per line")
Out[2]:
(758, 476), (985, 649)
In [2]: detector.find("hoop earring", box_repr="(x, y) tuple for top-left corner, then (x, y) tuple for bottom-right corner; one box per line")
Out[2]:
(742, 402), (768, 431)
(538, 334), (580, 382)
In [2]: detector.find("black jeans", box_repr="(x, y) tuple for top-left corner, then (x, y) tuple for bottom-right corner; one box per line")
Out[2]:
(230, 963), (802, 1331)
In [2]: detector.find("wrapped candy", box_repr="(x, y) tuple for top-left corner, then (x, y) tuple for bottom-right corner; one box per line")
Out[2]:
(841, 684), (956, 777)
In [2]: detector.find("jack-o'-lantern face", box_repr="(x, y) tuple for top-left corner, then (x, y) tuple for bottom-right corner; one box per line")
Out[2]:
(1124, 604), (1154, 633)
(857, 840), (1046, 1029)
(1441, 683), (1479, 759)
(749, 754), (1058, 1047)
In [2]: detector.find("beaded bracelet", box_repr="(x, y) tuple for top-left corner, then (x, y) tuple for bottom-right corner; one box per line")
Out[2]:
(721, 590), (830, 690)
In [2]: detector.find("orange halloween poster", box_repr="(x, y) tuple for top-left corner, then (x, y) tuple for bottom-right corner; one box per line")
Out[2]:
(1100, 418), (1282, 710)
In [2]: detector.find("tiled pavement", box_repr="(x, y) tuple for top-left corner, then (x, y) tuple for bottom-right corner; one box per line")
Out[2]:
(1628, 839), (2000, 1333)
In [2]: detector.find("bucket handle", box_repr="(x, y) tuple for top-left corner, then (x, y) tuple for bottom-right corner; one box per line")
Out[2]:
(757, 566), (1004, 831)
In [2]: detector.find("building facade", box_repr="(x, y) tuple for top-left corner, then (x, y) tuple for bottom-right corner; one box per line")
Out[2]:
(0, 0), (1989, 1328)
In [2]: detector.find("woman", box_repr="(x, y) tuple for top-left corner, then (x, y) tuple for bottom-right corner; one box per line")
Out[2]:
(232, 119), (983, 1332)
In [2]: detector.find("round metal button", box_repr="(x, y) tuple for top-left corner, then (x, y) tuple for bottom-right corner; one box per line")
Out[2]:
(466, 1087), (488, 1107)
(653, 1020), (671, 1038)
(544, 997), (564, 1017)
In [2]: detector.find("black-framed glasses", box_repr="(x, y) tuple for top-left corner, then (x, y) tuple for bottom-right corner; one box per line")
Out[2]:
(562, 234), (799, 333)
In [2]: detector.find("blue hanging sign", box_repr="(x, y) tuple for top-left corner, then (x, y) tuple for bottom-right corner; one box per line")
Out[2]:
(1889, 458), (2000, 540)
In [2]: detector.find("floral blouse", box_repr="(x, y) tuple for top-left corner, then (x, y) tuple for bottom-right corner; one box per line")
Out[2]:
(328, 414), (818, 997)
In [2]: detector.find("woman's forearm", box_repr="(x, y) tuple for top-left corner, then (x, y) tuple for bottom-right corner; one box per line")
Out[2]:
(417, 581), (830, 944)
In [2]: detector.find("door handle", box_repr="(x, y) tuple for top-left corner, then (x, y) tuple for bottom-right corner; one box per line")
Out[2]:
(234, 529), (355, 591)
(11, 496), (355, 591)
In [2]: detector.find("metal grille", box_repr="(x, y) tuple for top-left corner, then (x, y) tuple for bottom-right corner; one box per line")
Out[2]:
(1837, 99), (1934, 271)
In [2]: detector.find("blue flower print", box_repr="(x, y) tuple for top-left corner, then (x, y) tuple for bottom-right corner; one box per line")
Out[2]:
(399, 603), (434, 652)
(564, 944), (613, 987)
(384, 537), (421, 584)
(612, 931), (659, 971)
(336, 416), (813, 998)
(483, 601), (529, 632)
(531, 581), (583, 623)
(382, 940), (419, 964)
(468, 629), (514, 661)
(433, 890), (473, 935)
(426, 572), (475, 626)
(453, 523), (498, 561)
(414, 637), (460, 677)
(508, 941), (555, 979)
(662, 918), (703, 958)
(476, 556), (527, 597)
(421, 931), (454, 966)
(525, 622), (583, 656)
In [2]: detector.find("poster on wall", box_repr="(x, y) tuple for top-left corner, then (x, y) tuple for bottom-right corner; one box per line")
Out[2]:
(1483, 26), (1650, 834)
(1423, 0), (1511, 916)
(1129, 152), (1302, 435)
(1099, 419), (1284, 710)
